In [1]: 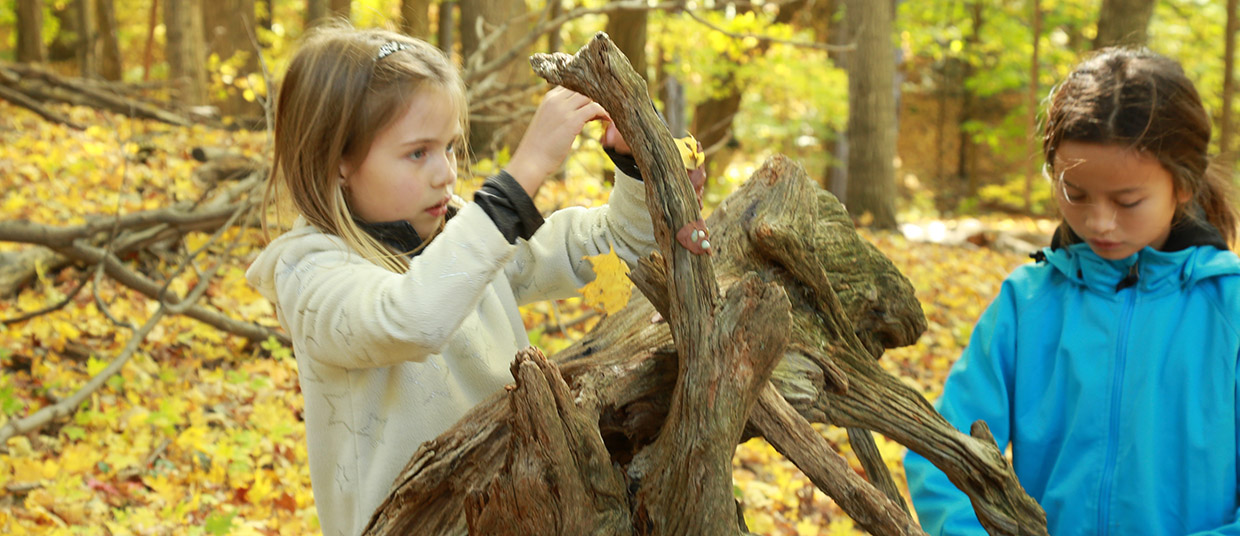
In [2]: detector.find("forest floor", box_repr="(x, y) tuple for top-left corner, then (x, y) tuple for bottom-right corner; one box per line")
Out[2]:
(0, 101), (1046, 535)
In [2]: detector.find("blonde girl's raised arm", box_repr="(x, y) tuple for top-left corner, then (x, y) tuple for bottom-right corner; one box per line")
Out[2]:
(502, 168), (656, 305)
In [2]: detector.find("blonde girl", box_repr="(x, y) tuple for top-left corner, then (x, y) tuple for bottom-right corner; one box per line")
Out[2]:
(248, 25), (660, 535)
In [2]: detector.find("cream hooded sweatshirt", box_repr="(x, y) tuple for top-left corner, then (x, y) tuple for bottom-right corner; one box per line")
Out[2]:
(245, 171), (655, 536)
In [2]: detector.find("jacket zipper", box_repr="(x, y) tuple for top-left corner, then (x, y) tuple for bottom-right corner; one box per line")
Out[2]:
(1098, 266), (1138, 536)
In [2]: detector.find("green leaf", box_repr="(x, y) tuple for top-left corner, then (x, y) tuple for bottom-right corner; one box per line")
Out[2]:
(204, 511), (236, 535)
(0, 383), (23, 416)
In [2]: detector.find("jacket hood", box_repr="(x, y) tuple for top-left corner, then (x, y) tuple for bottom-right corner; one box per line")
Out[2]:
(246, 218), (329, 305)
(1034, 219), (1240, 294)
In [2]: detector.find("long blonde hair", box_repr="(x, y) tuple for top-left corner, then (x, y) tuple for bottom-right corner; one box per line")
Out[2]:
(263, 23), (469, 272)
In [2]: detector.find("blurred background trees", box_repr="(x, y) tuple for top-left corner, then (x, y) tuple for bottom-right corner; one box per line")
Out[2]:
(2, 0), (1237, 226)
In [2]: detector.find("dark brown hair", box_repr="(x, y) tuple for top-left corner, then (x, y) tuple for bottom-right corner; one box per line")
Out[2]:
(1043, 47), (1237, 246)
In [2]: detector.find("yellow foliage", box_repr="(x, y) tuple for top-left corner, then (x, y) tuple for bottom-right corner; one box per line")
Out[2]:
(0, 97), (1048, 535)
(579, 247), (632, 315)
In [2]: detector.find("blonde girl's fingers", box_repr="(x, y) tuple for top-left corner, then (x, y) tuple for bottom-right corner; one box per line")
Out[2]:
(578, 102), (608, 124)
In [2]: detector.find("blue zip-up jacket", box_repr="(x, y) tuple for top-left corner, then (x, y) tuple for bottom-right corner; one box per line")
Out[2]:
(904, 221), (1240, 536)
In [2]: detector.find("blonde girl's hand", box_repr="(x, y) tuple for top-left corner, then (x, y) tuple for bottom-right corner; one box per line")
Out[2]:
(506, 86), (608, 198)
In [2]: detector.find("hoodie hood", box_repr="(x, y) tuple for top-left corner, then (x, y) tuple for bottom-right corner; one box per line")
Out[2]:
(1034, 219), (1239, 294)
(246, 218), (335, 306)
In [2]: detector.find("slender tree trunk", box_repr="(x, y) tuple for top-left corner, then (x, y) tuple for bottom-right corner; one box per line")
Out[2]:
(437, 1), (456, 53)
(844, 0), (898, 229)
(690, 3), (806, 178)
(401, 0), (431, 39)
(607, 1), (647, 80)
(330, 0), (349, 20)
(77, 0), (98, 78)
(819, 0), (850, 198)
(166, 0), (209, 105)
(546, 0), (564, 53)
(1222, 0), (1238, 162)
(203, 0), (259, 116)
(958, 1), (983, 194)
(306, 0), (328, 28)
(656, 47), (686, 137)
(459, 0), (533, 156)
(17, 0), (47, 63)
(96, 0), (122, 80)
(1093, 0), (1156, 49)
(1026, 0), (1041, 213)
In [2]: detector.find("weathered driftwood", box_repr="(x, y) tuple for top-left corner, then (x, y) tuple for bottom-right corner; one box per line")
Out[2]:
(364, 34), (1048, 536)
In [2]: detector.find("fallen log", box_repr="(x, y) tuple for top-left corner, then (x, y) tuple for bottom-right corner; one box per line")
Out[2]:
(363, 34), (1048, 536)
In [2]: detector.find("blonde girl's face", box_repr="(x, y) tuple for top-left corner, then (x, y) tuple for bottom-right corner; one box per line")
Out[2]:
(341, 86), (461, 240)
(1053, 141), (1189, 260)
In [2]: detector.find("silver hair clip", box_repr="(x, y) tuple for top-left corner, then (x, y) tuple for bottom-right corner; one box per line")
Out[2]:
(376, 41), (411, 61)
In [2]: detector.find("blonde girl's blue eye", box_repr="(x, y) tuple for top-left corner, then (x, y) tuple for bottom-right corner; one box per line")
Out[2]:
(409, 148), (427, 160)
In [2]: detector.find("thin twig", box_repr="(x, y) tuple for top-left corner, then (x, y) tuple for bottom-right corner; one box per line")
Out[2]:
(1, 269), (92, 325)
(0, 305), (167, 443)
(541, 310), (600, 336)
(93, 260), (134, 330)
(682, 9), (854, 52)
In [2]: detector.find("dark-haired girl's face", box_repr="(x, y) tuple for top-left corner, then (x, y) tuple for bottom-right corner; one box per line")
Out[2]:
(1053, 141), (1188, 260)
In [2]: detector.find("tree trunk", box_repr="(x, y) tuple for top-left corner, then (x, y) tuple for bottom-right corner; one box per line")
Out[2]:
(17, 0), (47, 63)
(306, 0), (328, 28)
(958, 1), (983, 195)
(1222, 0), (1238, 161)
(606, 2), (647, 79)
(77, 0), (98, 78)
(1093, 0), (1156, 49)
(655, 48), (686, 137)
(96, 0), (122, 81)
(361, 34), (1048, 536)
(402, 0), (431, 39)
(844, 0), (898, 229)
(437, 1), (456, 53)
(459, 0), (534, 157)
(546, 0), (564, 53)
(165, 0), (209, 106)
(202, 0), (260, 116)
(690, 3), (806, 180)
(330, 0), (349, 20)
(1026, 0), (1041, 213)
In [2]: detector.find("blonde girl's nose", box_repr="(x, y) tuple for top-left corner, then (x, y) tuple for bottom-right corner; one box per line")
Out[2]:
(430, 154), (456, 188)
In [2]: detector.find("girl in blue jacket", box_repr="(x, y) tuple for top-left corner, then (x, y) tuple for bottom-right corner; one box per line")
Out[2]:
(904, 48), (1240, 535)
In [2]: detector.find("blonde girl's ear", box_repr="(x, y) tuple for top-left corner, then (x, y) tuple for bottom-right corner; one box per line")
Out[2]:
(339, 160), (352, 187)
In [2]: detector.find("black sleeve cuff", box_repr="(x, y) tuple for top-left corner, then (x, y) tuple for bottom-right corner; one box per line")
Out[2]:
(604, 146), (643, 182)
(474, 170), (545, 243)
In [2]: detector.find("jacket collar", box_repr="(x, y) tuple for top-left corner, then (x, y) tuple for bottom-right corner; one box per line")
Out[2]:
(1034, 217), (1238, 294)
(355, 206), (457, 258)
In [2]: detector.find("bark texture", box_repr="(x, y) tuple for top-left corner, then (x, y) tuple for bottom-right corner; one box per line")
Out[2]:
(1093, 0), (1157, 49)
(362, 34), (1049, 536)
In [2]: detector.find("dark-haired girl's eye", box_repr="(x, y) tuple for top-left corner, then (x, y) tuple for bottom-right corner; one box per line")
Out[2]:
(1118, 199), (1143, 208)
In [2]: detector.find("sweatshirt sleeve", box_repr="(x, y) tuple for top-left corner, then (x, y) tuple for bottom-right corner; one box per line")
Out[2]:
(502, 168), (656, 305)
(903, 280), (1019, 536)
(260, 204), (516, 369)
